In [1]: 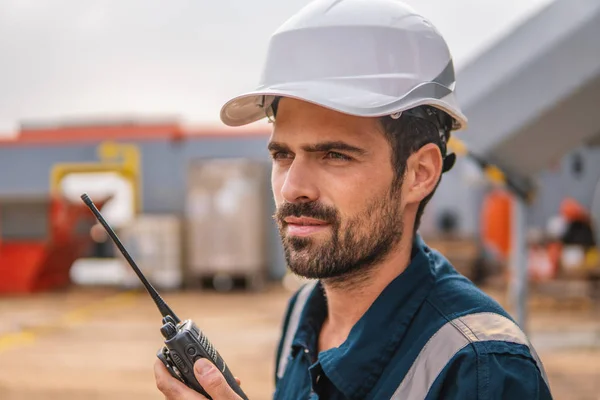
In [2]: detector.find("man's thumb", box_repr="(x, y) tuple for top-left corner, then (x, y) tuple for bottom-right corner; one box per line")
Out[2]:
(194, 358), (238, 399)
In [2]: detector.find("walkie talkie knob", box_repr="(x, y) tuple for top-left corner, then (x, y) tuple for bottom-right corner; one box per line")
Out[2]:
(161, 322), (177, 339)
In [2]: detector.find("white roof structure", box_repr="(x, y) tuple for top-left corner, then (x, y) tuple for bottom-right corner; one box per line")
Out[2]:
(423, 0), (600, 237)
(456, 0), (600, 178)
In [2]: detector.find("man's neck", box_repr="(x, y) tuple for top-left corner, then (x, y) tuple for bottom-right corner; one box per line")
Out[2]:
(317, 236), (414, 352)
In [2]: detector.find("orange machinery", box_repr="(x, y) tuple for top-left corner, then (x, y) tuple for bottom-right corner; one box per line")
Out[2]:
(480, 188), (513, 263)
(0, 194), (109, 294)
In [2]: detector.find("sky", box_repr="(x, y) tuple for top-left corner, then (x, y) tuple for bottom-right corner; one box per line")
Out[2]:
(0, 0), (555, 136)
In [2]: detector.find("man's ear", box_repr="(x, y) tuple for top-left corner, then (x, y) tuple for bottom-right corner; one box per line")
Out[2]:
(403, 143), (443, 205)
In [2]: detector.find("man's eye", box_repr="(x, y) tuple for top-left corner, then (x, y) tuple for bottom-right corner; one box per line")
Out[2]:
(272, 151), (292, 160)
(326, 152), (352, 161)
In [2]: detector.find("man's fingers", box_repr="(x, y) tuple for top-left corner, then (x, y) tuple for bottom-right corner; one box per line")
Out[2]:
(235, 377), (241, 386)
(154, 359), (207, 400)
(154, 356), (241, 400)
(194, 359), (241, 400)
(154, 359), (184, 398)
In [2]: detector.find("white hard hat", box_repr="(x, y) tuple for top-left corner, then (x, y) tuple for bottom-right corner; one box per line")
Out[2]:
(220, 0), (468, 131)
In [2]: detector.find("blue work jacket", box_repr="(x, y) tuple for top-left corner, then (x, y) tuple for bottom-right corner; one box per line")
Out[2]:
(273, 235), (553, 399)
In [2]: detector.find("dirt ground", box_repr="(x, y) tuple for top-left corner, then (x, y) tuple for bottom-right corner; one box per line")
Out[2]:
(0, 283), (598, 400)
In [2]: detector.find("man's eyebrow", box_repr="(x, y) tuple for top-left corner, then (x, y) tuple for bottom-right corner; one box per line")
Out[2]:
(302, 141), (367, 155)
(267, 141), (289, 153)
(267, 140), (367, 155)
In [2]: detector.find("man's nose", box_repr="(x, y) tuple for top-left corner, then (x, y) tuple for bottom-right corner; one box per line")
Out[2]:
(280, 161), (319, 203)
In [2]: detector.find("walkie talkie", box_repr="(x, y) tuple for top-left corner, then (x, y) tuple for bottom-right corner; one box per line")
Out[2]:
(81, 193), (249, 400)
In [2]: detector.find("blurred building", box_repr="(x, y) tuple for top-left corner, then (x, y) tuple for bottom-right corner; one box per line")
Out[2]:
(0, 122), (286, 289)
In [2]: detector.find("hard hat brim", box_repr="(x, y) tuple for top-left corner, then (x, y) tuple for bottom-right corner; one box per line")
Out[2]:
(220, 80), (468, 131)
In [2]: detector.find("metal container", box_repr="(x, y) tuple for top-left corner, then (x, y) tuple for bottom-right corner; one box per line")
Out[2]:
(184, 158), (269, 290)
(114, 214), (183, 290)
(0, 196), (50, 241)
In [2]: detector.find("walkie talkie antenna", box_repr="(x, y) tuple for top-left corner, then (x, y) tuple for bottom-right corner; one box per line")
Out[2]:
(80, 193), (181, 325)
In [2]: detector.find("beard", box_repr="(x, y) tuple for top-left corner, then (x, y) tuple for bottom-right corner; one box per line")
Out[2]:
(273, 186), (404, 283)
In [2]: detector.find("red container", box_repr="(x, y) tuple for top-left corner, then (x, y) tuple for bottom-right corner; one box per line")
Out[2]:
(0, 195), (108, 294)
(0, 242), (47, 293)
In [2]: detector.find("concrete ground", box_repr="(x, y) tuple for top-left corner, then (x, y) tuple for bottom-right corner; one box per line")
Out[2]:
(0, 283), (598, 400)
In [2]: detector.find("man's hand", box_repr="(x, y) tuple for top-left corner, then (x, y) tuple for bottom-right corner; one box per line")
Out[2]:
(154, 358), (243, 400)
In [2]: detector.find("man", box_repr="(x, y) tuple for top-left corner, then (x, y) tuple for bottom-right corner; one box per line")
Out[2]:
(154, 0), (553, 398)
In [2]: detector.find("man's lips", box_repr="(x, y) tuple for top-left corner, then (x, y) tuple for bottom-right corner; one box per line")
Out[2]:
(283, 216), (330, 236)
(284, 216), (328, 225)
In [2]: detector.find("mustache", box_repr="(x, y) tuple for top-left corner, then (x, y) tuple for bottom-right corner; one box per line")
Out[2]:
(274, 201), (340, 224)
